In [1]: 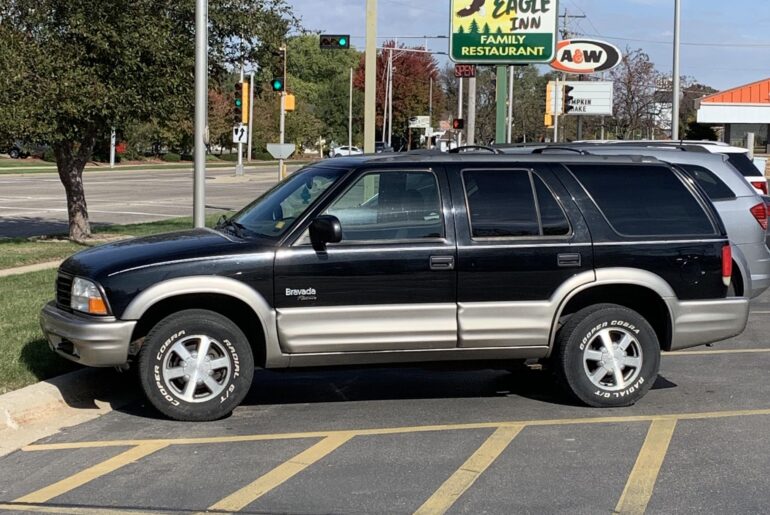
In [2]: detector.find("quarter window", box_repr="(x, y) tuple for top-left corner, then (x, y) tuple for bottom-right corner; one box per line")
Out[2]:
(324, 171), (443, 241)
(679, 164), (736, 201)
(569, 164), (715, 236)
(463, 170), (570, 238)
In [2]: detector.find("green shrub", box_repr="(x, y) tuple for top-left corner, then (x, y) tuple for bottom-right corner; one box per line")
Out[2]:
(42, 149), (57, 163)
(162, 152), (181, 162)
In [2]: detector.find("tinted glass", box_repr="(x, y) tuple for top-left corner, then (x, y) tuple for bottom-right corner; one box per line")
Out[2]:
(325, 171), (442, 241)
(534, 176), (570, 235)
(679, 164), (735, 201)
(727, 153), (763, 178)
(570, 165), (715, 236)
(464, 170), (539, 237)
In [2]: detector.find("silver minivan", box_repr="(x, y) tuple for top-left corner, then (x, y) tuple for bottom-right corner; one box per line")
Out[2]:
(497, 144), (770, 298)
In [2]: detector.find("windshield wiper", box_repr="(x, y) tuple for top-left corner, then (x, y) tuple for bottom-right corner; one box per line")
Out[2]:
(215, 215), (247, 238)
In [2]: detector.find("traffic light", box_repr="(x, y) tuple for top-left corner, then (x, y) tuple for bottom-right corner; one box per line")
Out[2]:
(320, 34), (350, 50)
(271, 77), (285, 92)
(562, 85), (575, 114)
(453, 119), (465, 130)
(233, 82), (244, 124)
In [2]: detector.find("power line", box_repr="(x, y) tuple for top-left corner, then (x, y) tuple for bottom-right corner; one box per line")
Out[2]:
(576, 32), (770, 48)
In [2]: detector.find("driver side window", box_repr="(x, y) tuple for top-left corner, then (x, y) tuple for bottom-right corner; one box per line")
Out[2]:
(324, 171), (443, 241)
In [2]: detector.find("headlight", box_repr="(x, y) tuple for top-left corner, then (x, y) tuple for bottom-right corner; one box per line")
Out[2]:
(71, 277), (109, 315)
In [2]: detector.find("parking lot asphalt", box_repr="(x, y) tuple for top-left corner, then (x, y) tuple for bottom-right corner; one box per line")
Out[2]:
(0, 164), (301, 238)
(2, 297), (770, 514)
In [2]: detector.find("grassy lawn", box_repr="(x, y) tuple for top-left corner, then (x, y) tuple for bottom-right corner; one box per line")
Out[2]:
(0, 214), (229, 270)
(0, 269), (77, 394)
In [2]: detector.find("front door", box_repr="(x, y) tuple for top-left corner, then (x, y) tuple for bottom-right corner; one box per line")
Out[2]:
(274, 167), (457, 354)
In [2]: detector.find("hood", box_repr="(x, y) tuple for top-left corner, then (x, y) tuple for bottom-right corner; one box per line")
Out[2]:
(60, 228), (269, 280)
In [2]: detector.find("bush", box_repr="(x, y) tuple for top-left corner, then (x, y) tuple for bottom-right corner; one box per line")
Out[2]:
(217, 153), (239, 162)
(42, 149), (57, 163)
(162, 152), (181, 162)
(253, 152), (274, 161)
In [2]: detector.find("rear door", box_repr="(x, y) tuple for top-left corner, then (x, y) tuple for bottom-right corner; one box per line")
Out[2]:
(449, 163), (594, 349)
(274, 166), (458, 353)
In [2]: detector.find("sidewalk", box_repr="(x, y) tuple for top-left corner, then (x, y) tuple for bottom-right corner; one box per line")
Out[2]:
(0, 261), (62, 278)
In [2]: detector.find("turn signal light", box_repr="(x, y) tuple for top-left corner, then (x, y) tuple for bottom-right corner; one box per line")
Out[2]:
(751, 181), (768, 195)
(750, 203), (768, 230)
(722, 244), (732, 288)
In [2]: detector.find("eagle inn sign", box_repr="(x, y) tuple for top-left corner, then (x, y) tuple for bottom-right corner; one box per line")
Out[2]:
(450, 0), (558, 64)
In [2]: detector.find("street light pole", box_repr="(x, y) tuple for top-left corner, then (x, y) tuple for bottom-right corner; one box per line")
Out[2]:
(349, 68), (353, 152)
(248, 70), (255, 162)
(364, 0), (377, 153)
(236, 65), (245, 177)
(672, 0), (682, 140)
(193, 0), (208, 228)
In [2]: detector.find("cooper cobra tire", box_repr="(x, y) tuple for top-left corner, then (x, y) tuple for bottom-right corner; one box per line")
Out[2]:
(553, 304), (660, 408)
(138, 309), (254, 421)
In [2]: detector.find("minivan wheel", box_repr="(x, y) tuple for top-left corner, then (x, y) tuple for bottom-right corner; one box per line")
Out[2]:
(553, 304), (660, 408)
(138, 309), (254, 421)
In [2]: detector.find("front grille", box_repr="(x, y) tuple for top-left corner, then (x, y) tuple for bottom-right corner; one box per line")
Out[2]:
(56, 273), (73, 311)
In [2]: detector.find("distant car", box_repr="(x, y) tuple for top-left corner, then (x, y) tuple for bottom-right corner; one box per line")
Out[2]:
(375, 142), (394, 153)
(330, 146), (363, 158)
(1, 142), (23, 159)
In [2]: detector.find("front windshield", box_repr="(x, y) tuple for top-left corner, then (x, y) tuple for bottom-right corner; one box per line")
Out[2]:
(230, 166), (347, 238)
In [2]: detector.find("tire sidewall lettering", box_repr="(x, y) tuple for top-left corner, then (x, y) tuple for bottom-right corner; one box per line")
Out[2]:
(593, 376), (646, 399)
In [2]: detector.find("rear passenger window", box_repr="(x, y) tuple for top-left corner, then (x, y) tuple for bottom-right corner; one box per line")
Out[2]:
(679, 165), (736, 201)
(569, 165), (715, 236)
(463, 170), (570, 238)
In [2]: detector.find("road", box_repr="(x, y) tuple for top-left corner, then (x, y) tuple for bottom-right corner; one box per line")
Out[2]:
(2, 294), (770, 514)
(0, 164), (302, 238)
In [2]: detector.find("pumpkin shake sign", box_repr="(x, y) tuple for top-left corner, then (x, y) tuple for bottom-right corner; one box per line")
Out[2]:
(450, 0), (558, 64)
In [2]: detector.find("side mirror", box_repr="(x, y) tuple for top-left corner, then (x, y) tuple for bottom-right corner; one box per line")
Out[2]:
(309, 215), (342, 250)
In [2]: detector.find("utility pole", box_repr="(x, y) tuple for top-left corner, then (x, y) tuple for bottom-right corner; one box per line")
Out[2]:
(364, 0), (377, 153)
(278, 45), (287, 179)
(236, 65), (245, 176)
(495, 65), (507, 144)
(428, 77), (434, 149)
(349, 68), (353, 152)
(247, 71), (255, 162)
(558, 9), (585, 143)
(467, 76), (476, 146)
(672, 0), (682, 140)
(507, 66), (514, 144)
(193, 0), (207, 228)
(110, 128), (116, 169)
(388, 49), (394, 147)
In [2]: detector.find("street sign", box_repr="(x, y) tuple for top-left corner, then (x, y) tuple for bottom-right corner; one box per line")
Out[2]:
(549, 81), (614, 116)
(409, 116), (431, 129)
(267, 143), (296, 160)
(450, 0), (558, 64)
(454, 64), (477, 78)
(232, 125), (248, 144)
(550, 39), (622, 74)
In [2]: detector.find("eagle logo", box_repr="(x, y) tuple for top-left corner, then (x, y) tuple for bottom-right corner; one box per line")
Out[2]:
(457, 0), (485, 17)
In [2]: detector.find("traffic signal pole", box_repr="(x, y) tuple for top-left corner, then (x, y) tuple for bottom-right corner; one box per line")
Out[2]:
(279, 45), (287, 179)
(364, 0), (377, 154)
(193, 0), (207, 228)
(236, 66), (245, 177)
(248, 71), (255, 163)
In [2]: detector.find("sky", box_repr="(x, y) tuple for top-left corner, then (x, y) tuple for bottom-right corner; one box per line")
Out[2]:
(289, 0), (770, 91)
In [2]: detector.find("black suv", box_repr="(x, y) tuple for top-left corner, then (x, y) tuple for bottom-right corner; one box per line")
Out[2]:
(41, 154), (749, 421)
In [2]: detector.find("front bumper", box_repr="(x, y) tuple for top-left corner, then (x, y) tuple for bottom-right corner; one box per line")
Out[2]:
(669, 297), (750, 351)
(40, 302), (136, 367)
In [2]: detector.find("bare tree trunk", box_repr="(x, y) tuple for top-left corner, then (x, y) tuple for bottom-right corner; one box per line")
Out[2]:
(54, 134), (96, 242)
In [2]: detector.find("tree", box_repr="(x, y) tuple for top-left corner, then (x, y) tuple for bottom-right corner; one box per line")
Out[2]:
(0, 0), (295, 241)
(608, 48), (662, 140)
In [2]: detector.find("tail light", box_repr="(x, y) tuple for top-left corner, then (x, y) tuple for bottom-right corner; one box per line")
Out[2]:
(750, 203), (768, 230)
(722, 244), (732, 287)
(751, 180), (768, 195)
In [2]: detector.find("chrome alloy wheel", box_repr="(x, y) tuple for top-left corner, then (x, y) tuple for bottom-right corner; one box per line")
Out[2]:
(582, 328), (643, 392)
(162, 335), (232, 403)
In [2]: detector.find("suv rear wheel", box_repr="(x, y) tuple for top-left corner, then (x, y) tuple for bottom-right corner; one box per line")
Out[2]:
(553, 304), (660, 407)
(138, 309), (254, 421)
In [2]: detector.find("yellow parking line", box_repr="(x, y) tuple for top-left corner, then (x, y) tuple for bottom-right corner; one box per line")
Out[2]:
(21, 408), (770, 452)
(614, 419), (677, 515)
(14, 443), (168, 504)
(0, 504), (155, 515)
(667, 348), (770, 356)
(413, 425), (524, 515)
(207, 433), (354, 512)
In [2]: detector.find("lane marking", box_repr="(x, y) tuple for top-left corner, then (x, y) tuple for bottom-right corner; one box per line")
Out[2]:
(207, 433), (354, 512)
(413, 425), (524, 515)
(0, 504), (155, 515)
(22, 408), (770, 452)
(750, 311), (770, 314)
(614, 419), (677, 515)
(0, 206), (183, 217)
(14, 443), (168, 503)
(666, 348), (770, 356)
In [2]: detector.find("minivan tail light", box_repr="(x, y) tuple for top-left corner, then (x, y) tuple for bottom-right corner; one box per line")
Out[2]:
(750, 203), (768, 230)
(722, 244), (732, 287)
(751, 181), (768, 195)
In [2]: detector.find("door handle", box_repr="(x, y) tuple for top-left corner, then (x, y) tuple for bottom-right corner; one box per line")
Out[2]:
(558, 253), (582, 268)
(430, 256), (455, 271)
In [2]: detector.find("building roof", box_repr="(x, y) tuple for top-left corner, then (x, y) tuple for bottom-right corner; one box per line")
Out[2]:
(702, 78), (770, 104)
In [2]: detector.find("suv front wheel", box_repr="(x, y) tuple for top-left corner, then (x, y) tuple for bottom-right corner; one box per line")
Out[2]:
(138, 309), (255, 421)
(553, 304), (660, 408)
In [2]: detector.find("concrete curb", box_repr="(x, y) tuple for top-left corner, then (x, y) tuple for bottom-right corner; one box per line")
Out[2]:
(0, 260), (61, 278)
(0, 368), (137, 457)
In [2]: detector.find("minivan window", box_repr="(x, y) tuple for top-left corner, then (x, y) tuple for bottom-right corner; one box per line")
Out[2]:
(679, 164), (736, 201)
(463, 170), (570, 238)
(569, 164), (715, 237)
